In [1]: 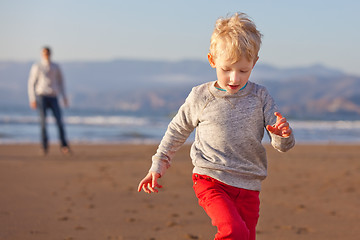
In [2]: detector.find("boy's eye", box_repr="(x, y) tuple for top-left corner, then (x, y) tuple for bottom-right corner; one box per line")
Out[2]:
(221, 68), (230, 72)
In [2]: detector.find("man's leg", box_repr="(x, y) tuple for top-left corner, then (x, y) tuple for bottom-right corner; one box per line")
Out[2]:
(37, 96), (48, 153)
(49, 97), (68, 148)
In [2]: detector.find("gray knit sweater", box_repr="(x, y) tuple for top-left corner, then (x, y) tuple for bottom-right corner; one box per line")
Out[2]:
(149, 81), (295, 191)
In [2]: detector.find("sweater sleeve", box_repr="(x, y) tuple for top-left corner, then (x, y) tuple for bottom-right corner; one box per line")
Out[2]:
(262, 87), (295, 152)
(56, 64), (67, 100)
(149, 87), (201, 176)
(28, 64), (38, 103)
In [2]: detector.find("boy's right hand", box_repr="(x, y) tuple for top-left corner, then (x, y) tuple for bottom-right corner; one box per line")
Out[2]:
(138, 172), (162, 193)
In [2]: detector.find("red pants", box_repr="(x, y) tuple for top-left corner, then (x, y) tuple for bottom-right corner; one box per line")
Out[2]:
(193, 174), (260, 240)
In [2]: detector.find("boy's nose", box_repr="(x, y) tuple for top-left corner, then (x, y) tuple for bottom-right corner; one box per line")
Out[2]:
(230, 72), (241, 84)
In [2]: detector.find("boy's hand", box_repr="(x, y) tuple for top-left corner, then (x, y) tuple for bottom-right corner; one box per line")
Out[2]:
(138, 172), (162, 194)
(266, 112), (292, 137)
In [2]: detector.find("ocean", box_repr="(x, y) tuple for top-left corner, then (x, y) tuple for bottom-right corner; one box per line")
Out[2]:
(1, 108), (360, 145)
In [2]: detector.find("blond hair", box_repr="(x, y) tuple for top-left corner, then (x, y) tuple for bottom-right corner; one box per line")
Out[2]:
(209, 13), (262, 62)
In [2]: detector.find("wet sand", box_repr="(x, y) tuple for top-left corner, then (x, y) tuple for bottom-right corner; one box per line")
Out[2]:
(0, 144), (359, 240)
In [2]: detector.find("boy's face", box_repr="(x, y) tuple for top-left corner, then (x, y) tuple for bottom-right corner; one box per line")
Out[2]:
(208, 53), (258, 94)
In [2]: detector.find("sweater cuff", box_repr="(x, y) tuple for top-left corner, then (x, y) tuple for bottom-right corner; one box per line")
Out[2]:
(149, 156), (170, 176)
(270, 131), (295, 152)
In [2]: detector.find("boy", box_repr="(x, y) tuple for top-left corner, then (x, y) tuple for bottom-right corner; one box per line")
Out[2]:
(138, 13), (295, 240)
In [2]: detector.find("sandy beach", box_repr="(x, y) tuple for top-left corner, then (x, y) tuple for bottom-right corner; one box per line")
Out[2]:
(0, 143), (359, 240)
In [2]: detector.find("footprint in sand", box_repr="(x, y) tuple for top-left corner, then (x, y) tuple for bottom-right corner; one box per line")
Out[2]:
(166, 221), (179, 227)
(75, 225), (86, 230)
(295, 227), (310, 234)
(87, 203), (95, 209)
(295, 204), (306, 213)
(58, 216), (70, 221)
(171, 213), (179, 218)
(153, 226), (161, 231)
(0, 211), (10, 216)
(126, 217), (136, 223)
(329, 210), (337, 216)
(185, 233), (199, 239)
(64, 196), (75, 207)
(146, 203), (155, 209)
(345, 186), (356, 193)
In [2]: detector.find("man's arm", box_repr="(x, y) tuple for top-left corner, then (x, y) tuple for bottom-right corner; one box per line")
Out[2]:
(28, 64), (38, 109)
(56, 65), (69, 107)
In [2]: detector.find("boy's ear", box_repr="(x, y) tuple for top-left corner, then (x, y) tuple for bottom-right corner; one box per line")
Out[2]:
(208, 53), (216, 68)
(252, 56), (259, 68)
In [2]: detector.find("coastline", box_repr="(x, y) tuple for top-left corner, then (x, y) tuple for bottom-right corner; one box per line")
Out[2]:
(0, 144), (359, 240)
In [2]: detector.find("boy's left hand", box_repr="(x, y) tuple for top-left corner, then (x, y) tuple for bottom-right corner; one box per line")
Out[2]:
(266, 112), (292, 137)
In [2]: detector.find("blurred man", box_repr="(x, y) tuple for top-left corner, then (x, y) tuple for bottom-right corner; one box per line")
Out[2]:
(28, 46), (71, 155)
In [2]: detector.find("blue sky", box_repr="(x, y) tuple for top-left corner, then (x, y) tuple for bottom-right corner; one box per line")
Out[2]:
(1, 0), (359, 75)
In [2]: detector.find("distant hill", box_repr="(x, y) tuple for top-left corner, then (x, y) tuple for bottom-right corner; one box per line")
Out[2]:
(0, 59), (359, 120)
